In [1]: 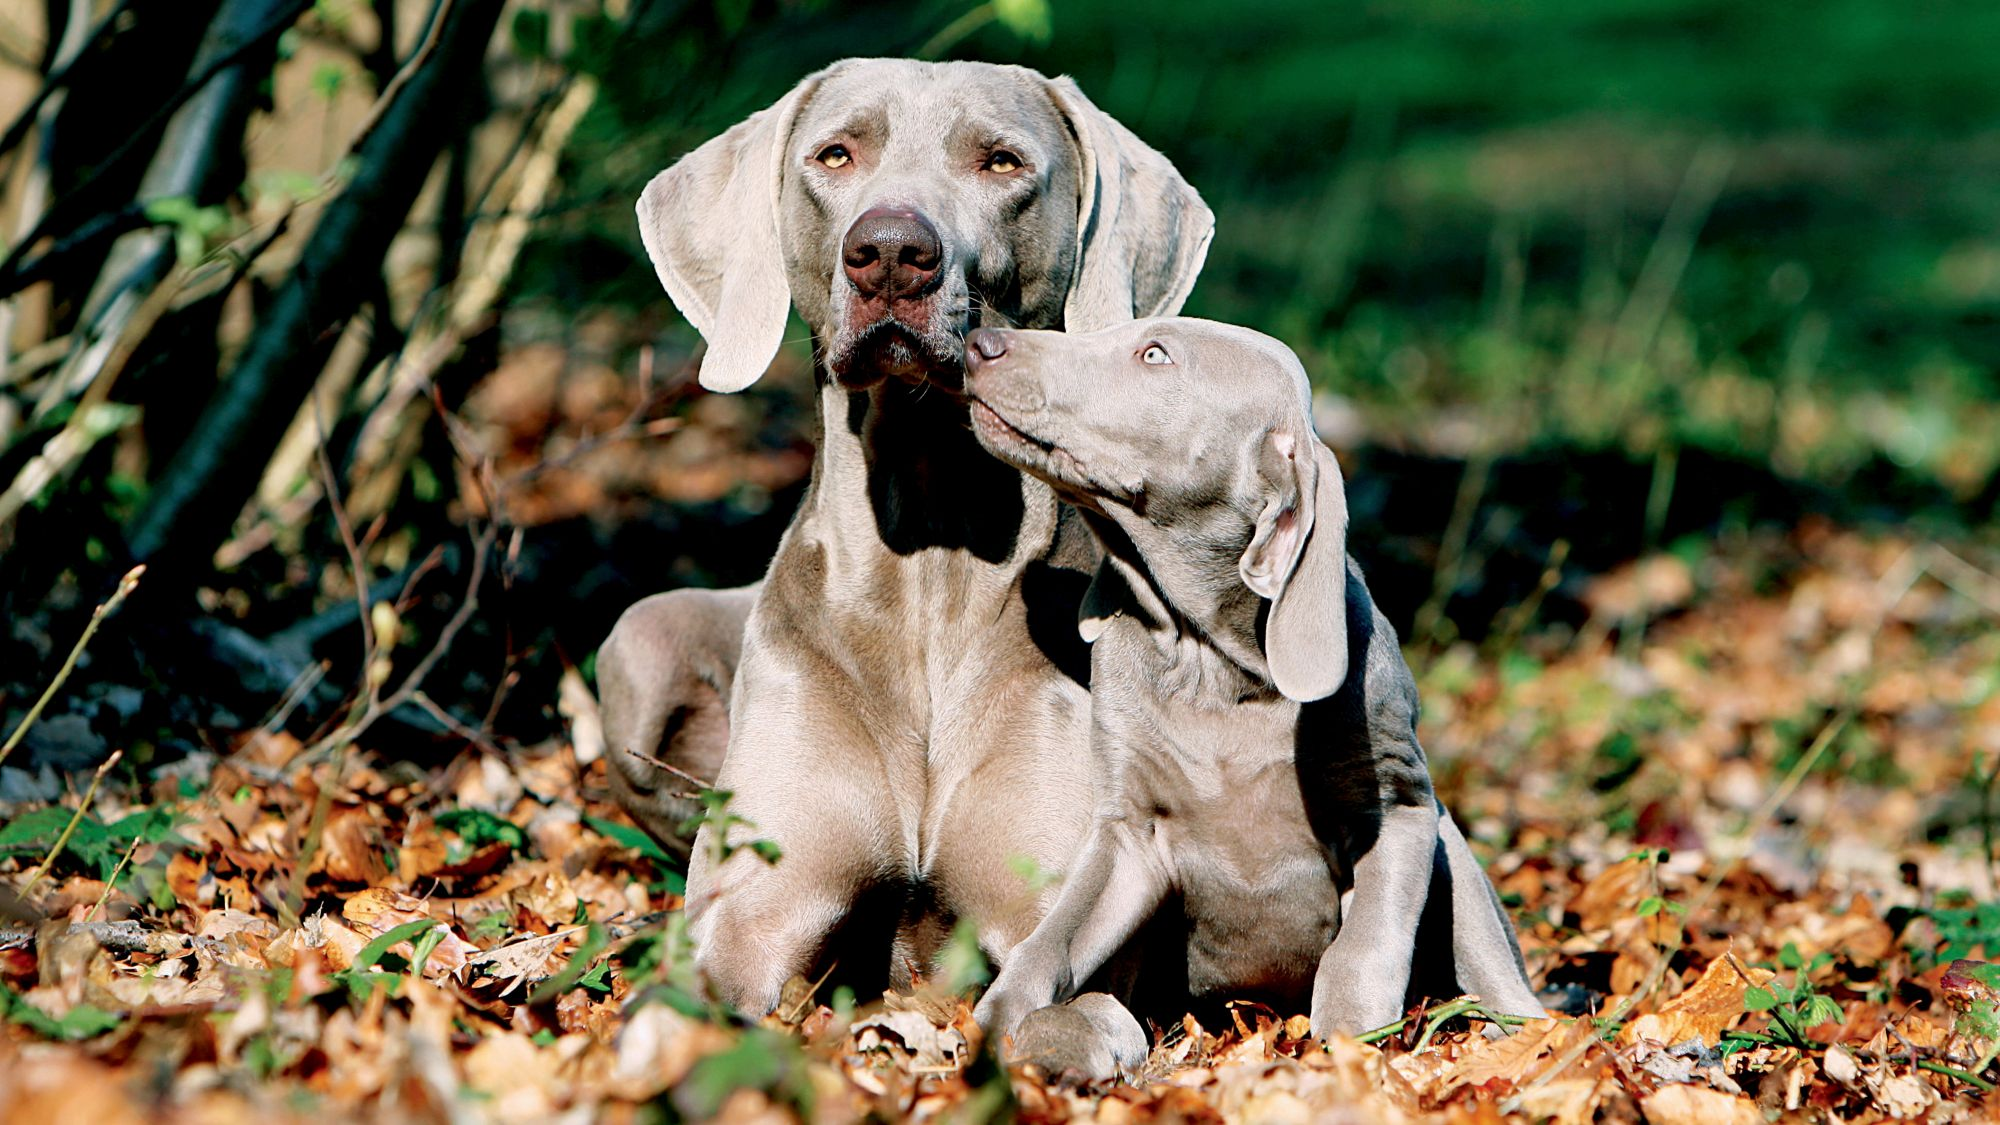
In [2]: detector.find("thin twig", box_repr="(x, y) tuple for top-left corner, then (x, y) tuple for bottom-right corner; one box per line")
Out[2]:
(411, 690), (506, 756)
(89, 833), (146, 922)
(915, 2), (997, 58)
(342, 0), (453, 156)
(0, 565), (144, 769)
(19, 749), (123, 899)
(1414, 448), (1493, 650)
(620, 745), (709, 798)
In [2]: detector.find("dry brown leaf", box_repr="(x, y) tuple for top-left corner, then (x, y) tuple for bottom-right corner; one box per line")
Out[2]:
(341, 887), (479, 976)
(1622, 953), (1778, 1048)
(1642, 1083), (1764, 1125)
(1512, 1077), (1606, 1125)
(316, 805), (389, 884)
(1435, 1018), (1589, 1095)
(1566, 856), (1650, 932)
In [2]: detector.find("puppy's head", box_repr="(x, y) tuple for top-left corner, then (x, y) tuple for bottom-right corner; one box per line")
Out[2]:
(963, 318), (1351, 701)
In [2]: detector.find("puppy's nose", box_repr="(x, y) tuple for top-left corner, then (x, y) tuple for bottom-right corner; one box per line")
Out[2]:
(965, 328), (1009, 367)
(842, 207), (942, 299)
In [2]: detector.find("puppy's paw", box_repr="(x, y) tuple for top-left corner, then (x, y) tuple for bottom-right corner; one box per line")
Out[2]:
(1065, 992), (1148, 1072)
(1309, 992), (1406, 1043)
(1004, 995), (1146, 1083)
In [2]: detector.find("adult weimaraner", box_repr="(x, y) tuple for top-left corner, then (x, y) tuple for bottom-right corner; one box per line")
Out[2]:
(958, 318), (1545, 1049)
(605, 59), (1213, 1015)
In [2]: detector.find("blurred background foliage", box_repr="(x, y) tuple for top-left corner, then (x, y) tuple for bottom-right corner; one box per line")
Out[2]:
(0, 0), (1995, 772)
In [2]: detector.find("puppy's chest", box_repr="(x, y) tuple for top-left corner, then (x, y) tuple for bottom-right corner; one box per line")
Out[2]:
(1102, 688), (1341, 997)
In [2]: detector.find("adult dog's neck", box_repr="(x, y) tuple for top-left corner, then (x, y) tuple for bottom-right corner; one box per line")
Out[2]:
(807, 376), (1062, 573)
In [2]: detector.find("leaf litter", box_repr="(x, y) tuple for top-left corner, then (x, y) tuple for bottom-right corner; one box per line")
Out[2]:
(4, 521), (2000, 1121)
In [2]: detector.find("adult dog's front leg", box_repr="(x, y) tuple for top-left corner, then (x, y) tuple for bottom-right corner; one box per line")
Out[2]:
(975, 825), (1167, 1045)
(1311, 799), (1439, 1037)
(685, 648), (901, 1016)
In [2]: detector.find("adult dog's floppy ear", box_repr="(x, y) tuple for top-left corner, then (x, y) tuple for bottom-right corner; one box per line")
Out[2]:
(1240, 435), (1350, 702)
(1045, 77), (1214, 332)
(636, 68), (834, 392)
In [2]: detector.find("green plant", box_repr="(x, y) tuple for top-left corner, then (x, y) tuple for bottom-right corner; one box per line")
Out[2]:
(1, 984), (123, 1042)
(331, 918), (447, 1003)
(434, 808), (527, 857)
(678, 788), (782, 873)
(584, 814), (686, 895)
(526, 922), (610, 1004)
(0, 803), (191, 883)
(1924, 895), (2000, 964)
(1743, 943), (1845, 1046)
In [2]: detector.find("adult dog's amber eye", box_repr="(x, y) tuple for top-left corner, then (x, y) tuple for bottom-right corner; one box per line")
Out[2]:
(1141, 344), (1173, 366)
(984, 150), (1023, 174)
(816, 145), (852, 169)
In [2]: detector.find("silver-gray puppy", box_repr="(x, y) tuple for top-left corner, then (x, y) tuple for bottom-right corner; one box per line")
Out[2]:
(624, 59), (1213, 1016)
(960, 318), (1546, 1047)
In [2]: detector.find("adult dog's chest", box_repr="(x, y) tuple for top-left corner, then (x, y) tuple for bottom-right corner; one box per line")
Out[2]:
(1100, 654), (1344, 1001)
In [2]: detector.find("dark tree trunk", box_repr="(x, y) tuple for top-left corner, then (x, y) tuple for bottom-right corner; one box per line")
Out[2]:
(122, 0), (508, 582)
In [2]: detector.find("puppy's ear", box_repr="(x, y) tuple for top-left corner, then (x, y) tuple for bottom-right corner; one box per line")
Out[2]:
(1240, 435), (1350, 702)
(637, 67), (836, 392)
(1044, 77), (1215, 332)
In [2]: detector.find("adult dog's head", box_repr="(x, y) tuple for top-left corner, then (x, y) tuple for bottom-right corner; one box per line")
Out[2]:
(638, 59), (1213, 394)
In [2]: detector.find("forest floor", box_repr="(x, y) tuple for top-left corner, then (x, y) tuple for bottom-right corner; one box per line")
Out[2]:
(4, 519), (2000, 1123)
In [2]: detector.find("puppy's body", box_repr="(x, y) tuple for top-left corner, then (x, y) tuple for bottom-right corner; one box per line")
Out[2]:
(963, 319), (1544, 1046)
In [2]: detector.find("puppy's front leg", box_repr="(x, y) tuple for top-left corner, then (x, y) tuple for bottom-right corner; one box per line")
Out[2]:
(1311, 797), (1439, 1038)
(1436, 812), (1546, 1018)
(975, 823), (1167, 1044)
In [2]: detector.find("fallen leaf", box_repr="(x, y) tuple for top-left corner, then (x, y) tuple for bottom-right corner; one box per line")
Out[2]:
(1622, 953), (1777, 1048)
(1642, 1083), (1763, 1125)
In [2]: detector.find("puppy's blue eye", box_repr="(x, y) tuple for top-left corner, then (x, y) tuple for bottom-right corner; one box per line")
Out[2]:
(1141, 344), (1173, 366)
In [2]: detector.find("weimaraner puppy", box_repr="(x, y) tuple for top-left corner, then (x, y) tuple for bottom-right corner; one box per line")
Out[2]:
(960, 318), (1546, 1049)
(621, 59), (1213, 1015)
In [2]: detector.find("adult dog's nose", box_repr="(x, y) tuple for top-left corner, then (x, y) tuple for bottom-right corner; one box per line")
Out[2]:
(965, 328), (1009, 367)
(842, 207), (942, 298)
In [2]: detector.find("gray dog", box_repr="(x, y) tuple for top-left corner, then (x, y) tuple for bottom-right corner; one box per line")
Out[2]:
(959, 318), (1546, 1050)
(611, 59), (1213, 1015)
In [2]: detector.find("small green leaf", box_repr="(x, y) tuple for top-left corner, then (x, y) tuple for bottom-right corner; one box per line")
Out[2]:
(1637, 896), (1663, 917)
(409, 925), (447, 980)
(939, 918), (991, 994)
(1779, 942), (1804, 969)
(1801, 993), (1845, 1028)
(436, 808), (527, 852)
(526, 923), (608, 1005)
(2, 985), (122, 1041)
(749, 839), (784, 865)
(310, 61), (346, 101)
(583, 815), (671, 865)
(1743, 986), (1779, 1012)
(1008, 853), (1057, 893)
(352, 919), (440, 973)
(678, 1030), (800, 1118)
